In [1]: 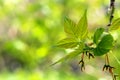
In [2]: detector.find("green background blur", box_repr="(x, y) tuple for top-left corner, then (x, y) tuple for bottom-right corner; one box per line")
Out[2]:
(0, 0), (120, 80)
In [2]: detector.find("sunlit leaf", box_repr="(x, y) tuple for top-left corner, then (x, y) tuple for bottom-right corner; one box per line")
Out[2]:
(64, 10), (88, 40)
(51, 42), (85, 66)
(93, 28), (104, 44)
(64, 17), (77, 37)
(51, 50), (82, 66)
(110, 18), (120, 31)
(75, 10), (88, 39)
(56, 38), (78, 48)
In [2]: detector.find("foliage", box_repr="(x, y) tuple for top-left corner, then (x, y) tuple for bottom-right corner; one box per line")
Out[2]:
(53, 9), (120, 79)
(109, 18), (120, 31)
(53, 10), (120, 64)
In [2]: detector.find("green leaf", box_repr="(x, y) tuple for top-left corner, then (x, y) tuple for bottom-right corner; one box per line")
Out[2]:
(56, 38), (78, 48)
(93, 47), (109, 56)
(51, 50), (82, 66)
(98, 34), (114, 49)
(64, 17), (76, 37)
(93, 28), (104, 44)
(75, 10), (88, 39)
(110, 18), (120, 31)
(63, 10), (88, 40)
(51, 42), (85, 66)
(93, 34), (114, 56)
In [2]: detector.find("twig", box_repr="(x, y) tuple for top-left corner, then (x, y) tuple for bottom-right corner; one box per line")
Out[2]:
(107, 0), (115, 27)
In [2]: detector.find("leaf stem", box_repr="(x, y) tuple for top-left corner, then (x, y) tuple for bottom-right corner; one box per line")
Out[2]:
(105, 53), (110, 65)
(82, 52), (84, 60)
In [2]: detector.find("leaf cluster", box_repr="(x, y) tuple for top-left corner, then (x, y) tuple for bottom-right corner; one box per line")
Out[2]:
(52, 10), (120, 65)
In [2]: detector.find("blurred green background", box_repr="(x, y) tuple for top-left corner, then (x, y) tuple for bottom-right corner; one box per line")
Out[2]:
(0, 0), (120, 80)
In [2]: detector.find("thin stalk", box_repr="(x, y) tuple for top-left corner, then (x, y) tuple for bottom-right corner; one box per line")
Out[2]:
(105, 53), (110, 65)
(81, 52), (84, 60)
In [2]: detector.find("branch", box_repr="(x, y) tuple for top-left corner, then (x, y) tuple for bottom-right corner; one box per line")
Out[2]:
(107, 0), (115, 27)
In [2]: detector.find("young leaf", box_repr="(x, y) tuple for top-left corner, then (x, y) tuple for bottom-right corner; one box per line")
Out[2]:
(98, 34), (114, 49)
(75, 10), (88, 39)
(110, 18), (120, 31)
(51, 41), (85, 66)
(51, 49), (82, 66)
(93, 34), (114, 56)
(64, 17), (77, 37)
(93, 47), (109, 56)
(56, 38), (78, 49)
(93, 28), (104, 44)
